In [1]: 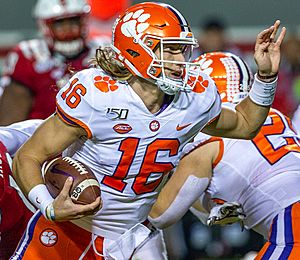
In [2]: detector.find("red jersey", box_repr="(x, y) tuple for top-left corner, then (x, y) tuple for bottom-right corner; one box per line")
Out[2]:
(0, 141), (33, 258)
(1, 38), (108, 119)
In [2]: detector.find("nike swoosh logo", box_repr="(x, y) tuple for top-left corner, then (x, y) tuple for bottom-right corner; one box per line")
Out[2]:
(176, 123), (192, 131)
(51, 164), (72, 177)
(36, 197), (41, 204)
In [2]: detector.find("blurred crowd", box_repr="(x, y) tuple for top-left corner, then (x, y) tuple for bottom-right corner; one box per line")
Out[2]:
(0, 1), (299, 259)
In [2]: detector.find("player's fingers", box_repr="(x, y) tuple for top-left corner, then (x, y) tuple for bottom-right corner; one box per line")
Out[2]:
(275, 27), (287, 46)
(269, 20), (280, 42)
(60, 177), (73, 198)
(76, 197), (101, 215)
(89, 196), (102, 210)
(256, 25), (273, 42)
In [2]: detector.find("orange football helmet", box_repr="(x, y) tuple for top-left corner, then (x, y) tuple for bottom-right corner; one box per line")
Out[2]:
(111, 2), (198, 95)
(193, 52), (253, 103)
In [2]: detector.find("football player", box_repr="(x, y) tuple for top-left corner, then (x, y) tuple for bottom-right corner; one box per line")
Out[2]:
(149, 52), (300, 259)
(0, 119), (42, 258)
(12, 2), (285, 259)
(0, 0), (109, 125)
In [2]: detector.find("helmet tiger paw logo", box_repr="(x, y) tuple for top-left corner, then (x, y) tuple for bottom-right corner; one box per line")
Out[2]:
(39, 229), (58, 247)
(94, 76), (118, 92)
(197, 57), (214, 76)
(121, 9), (150, 39)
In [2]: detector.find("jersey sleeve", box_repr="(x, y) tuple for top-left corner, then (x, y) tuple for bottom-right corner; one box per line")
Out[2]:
(0, 120), (43, 156)
(0, 130), (21, 157)
(56, 69), (99, 139)
(2, 43), (36, 89)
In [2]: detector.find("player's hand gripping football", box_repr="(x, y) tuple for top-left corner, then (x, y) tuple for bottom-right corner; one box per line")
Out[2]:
(52, 177), (102, 221)
(254, 20), (286, 78)
(207, 202), (245, 227)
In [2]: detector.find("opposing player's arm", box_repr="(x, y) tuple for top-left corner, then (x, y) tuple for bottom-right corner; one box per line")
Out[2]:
(149, 140), (220, 229)
(13, 114), (86, 195)
(0, 80), (32, 125)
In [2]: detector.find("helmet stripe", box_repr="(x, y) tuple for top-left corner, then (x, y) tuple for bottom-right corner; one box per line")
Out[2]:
(231, 54), (251, 91)
(163, 4), (190, 32)
(241, 59), (253, 87)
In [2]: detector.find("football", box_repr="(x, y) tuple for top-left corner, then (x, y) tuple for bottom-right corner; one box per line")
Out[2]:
(43, 157), (101, 205)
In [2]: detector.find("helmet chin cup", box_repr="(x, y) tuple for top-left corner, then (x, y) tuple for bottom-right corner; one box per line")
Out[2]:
(149, 60), (198, 95)
(156, 78), (182, 96)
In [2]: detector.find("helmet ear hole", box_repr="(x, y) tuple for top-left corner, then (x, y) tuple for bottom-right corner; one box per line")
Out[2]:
(126, 49), (140, 58)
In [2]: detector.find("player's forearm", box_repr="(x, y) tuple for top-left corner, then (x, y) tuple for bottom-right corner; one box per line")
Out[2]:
(235, 74), (278, 139)
(149, 175), (209, 229)
(234, 96), (270, 139)
(204, 75), (277, 139)
(12, 150), (45, 195)
(12, 146), (57, 219)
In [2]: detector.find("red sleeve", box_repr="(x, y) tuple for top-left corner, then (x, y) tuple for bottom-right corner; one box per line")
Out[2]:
(3, 44), (36, 90)
(0, 141), (33, 233)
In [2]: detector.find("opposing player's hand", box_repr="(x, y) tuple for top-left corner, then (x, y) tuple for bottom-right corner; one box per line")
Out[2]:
(51, 177), (102, 221)
(254, 20), (286, 78)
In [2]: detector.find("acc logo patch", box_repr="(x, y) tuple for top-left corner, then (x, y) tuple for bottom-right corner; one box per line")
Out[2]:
(39, 228), (58, 247)
(113, 123), (132, 134)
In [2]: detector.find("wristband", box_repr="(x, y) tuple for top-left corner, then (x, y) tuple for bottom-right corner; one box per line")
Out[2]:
(45, 203), (56, 221)
(257, 71), (278, 80)
(248, 73), (278, 106)
(28, 184), (54, 218)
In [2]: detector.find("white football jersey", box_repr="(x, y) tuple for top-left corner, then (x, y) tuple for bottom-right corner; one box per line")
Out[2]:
(0, 119), (43, 156)
(292, 104), (300, 134)
(192, 109), (300, 238)
(56, 67), (221, 239)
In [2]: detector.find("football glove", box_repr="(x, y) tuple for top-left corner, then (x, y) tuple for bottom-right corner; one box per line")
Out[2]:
(207, 202), (245, 228)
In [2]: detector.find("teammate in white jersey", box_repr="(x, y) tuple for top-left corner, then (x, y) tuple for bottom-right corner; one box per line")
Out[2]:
(149, 52), (300, 259)
(12, 1), (285, 259)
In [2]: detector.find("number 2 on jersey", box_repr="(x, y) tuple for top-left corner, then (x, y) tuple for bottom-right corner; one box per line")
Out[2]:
(102, 138), (180, 194)
(252, 110), (300, 165)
